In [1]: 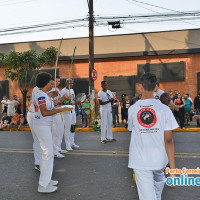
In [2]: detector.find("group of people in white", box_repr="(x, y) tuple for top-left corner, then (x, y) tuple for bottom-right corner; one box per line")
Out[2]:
(27, 73), (79, 193)
(8, 70), (187, 199)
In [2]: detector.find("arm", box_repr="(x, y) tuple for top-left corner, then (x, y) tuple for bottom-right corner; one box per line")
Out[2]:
(98, 99), (112, 105)
(47, 91), (58, 98)
(40, 105), (73, 117)
(164, 130), (175, 170)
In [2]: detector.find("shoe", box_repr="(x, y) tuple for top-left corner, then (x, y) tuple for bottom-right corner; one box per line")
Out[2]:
(34, 165), (40, 172)
(101, 140), (107, 144)
(72, 144), (79, 149)
(113, 125), (116, 128)
(38, 184), (58, 193)
(66, 147), (73, 151)
(59, 149), (68, 154)
(54, 153), (65, 158)
(106, 139), (117, 142)
(49, 180), (58, 186)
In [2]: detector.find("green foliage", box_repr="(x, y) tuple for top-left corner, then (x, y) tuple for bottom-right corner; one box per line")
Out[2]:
(4, 47), (58, 82)
(0, 53), (5, 67)
(39, 46), (58, 67)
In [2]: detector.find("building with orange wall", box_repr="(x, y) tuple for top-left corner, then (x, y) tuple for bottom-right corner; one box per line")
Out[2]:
(0, 28), (200, 102)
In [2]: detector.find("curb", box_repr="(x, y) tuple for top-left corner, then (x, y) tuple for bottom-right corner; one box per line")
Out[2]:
(2, 127), (200, 132)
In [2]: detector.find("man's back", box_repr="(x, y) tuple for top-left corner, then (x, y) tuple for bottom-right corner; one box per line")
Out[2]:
(128, 98), (178, 170)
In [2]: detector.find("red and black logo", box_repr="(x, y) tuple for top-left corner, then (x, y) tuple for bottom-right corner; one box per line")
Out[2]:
(137, 108), (157, 128)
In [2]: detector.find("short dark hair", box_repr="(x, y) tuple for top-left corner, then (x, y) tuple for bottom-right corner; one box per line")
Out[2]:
(140, 73), (157, 91)
(156, 82), (160, 87)
(36, 72), (52, 88)
(160, 93), (171, 101)
(51, 75), (60, 81)
(101, 81), (107, 85)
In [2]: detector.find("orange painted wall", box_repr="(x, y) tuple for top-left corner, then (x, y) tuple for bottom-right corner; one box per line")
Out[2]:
(1, 53), (200, 101)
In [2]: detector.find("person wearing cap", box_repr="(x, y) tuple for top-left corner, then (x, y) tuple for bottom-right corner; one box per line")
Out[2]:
(32, 72), (73, 193)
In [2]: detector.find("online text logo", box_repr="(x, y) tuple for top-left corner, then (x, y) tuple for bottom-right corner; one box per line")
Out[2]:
(166, 167), (200, 186)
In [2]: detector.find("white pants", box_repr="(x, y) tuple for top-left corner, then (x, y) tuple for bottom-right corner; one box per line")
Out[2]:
(27, 112), (40, 165)
(100, 109), (113, 141)
(52, 113), (64, 155)
(134, 168), (166, 200)
(63, 112), (72, 149)
(32, 124), (54, 188)
(70, 110), (77, 146)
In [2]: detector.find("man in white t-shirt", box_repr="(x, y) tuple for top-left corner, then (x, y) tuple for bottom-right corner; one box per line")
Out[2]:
(98, 81), (116, 144)
(128, 73), (178, 200)
(1, 96), (7, 113)
(60, 79), (79, 150)
(153, 82), (164, 99)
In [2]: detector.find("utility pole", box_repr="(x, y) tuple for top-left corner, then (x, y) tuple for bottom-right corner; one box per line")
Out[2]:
(88, 0), (95, 125)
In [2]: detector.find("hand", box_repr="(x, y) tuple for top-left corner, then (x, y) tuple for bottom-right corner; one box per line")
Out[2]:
(193, 115), (200, 119)
(48, 91), (58, 98)
(65, 94), (72, 100)
(168, 174), (176, 187)
(109, 98), (114, 103)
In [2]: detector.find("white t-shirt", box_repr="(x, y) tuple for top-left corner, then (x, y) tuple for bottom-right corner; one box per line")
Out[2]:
(60, 88), (76, 110)
(154, 89), (164, 99)
(128, 98), (178, 170)
(29, 87), (39, 113)
(98, 90), (113, 111)
(47, 88), (61, 100)
(33, 89), (54, 126)
(1, 99), (7, 110)
(188, 97), (193, 103)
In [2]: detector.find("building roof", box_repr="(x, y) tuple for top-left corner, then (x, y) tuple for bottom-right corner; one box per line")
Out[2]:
(0, 28), (200, 60)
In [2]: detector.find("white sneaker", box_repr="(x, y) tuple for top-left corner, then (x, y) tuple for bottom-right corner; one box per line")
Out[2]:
(55, 152), (65, 158)
(66, 147), (73, 151)
(72, 144), (79, 149)
(60, 149), (68, 154)
(38, 184), (58, 193)
(49, 180), (58, 186)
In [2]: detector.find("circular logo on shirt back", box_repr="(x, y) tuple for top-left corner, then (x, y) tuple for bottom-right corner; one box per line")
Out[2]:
(137, 108), (157, 128)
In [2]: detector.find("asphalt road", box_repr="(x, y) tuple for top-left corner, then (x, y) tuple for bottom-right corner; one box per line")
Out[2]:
(0, 131), (200, 200)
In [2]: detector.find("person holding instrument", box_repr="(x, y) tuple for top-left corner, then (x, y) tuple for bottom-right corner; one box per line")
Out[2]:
(32, 72), (73, 193)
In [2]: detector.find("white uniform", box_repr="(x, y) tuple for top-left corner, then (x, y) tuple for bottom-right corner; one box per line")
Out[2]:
(153, 89), (164, 99)
(59, 88), (73, 150)
(128, 99), (178, 200)
(98, 90), (113, 141)
(47, 88), (65, 155)
(27, 86), (41, 166)
(32, 89), (54, 188)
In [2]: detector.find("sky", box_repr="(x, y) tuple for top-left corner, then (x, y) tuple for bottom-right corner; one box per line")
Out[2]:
(0, 0), (200, 44)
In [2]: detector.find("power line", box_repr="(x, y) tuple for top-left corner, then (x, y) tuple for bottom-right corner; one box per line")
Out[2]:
(126, 0), (200, 27)
(0, 11), (200, 36)
(0, 0), (41, 6)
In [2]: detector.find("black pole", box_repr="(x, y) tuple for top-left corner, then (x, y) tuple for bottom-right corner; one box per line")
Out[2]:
(88, 0), (95, 124)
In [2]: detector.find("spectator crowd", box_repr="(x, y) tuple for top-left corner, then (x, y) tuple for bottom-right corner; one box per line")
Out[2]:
(0, 95), (24, 130)
(1, 82), (200, 130)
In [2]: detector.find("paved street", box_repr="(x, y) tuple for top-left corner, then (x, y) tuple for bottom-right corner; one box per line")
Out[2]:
(0, 131), (200, 200)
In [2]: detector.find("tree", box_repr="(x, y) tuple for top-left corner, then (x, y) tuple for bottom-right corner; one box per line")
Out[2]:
(4, 47), (58, 116)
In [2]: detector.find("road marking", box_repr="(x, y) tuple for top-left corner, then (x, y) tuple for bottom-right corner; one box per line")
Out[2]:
(0, 148), (200, 158)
